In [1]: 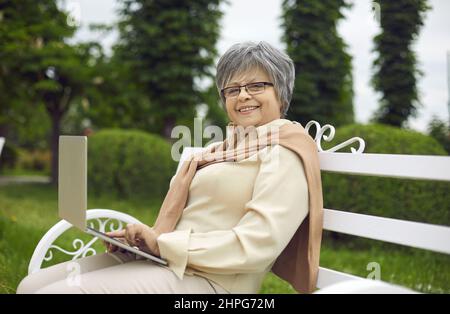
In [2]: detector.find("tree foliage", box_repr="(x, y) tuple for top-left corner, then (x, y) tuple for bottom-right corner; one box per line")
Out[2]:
(0, 0), (95, 183)
(112, 0), (224, 138)
(281, 0), (354, 127)
(371, 0), (430, 127)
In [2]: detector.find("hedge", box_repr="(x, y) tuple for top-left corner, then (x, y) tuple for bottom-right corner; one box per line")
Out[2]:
(88, 129), (177, 200)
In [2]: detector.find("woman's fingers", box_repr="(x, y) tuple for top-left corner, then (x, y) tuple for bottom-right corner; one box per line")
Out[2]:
(104, 224), (149, 251)
(105, 237), (130, 253)
(125, 224), (137, 246)
(106, 229), (126, 238)
(102, 240), (115, 253)
(177, 156), (190, 175)
(187, 157), (198, 176)
(105, 229), (129, 253)
(105, 242), (118, 253)
(180, 154), (197, 175)
(124, 224), (147, 246)
(176, 155), (198, 184)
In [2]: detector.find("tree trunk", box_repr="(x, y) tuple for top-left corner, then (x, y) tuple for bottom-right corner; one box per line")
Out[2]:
(0, 123), (8, 138)
(50, 107), (62, 185)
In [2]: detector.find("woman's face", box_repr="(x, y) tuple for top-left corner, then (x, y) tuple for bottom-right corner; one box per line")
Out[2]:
(224, 67), (282, 128)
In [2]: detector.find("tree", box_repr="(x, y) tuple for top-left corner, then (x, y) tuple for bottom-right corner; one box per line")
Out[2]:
(0, 1), (49, 146)
(0, 0), (95, 183)
(68, 46), (154, 135)
(113, 0), (224, 139)
(281, 0), (354, 127)
(371, 0), (430, 127)
(427, 116), (450, 155)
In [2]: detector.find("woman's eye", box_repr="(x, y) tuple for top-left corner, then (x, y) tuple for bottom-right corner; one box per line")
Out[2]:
(228, 88), (240, 95)
(248, 83), (264, 91)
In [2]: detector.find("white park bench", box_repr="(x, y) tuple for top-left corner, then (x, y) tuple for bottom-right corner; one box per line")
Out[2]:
(27, 121), (450, 293)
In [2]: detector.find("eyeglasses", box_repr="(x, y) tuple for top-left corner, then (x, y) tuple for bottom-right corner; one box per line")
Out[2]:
(221, 82), (274, 99)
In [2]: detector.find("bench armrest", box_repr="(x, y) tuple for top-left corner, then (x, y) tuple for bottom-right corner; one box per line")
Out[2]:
(28, 209), (141, 275)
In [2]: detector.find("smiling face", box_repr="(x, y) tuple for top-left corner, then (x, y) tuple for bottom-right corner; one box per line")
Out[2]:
(224, 67), (283, 128)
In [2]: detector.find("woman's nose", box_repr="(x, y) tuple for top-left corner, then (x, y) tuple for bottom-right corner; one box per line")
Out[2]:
(238, 87), (251, 102)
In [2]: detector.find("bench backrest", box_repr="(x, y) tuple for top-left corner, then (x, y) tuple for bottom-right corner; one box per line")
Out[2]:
(177, 121), (450, 290)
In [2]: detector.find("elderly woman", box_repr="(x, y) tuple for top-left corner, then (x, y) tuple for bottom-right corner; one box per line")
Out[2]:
(17, 41), (323, 294)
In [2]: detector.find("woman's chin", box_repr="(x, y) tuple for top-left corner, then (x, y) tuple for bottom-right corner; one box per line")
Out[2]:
(235, 114), (262, 126)
(236, 119), (261, 128)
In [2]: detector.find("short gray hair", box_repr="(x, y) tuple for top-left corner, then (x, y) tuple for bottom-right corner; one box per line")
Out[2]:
(215, 41), (295, 118)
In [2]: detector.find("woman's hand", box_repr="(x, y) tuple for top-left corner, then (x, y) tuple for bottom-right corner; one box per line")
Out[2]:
(104, 224), (161, 257)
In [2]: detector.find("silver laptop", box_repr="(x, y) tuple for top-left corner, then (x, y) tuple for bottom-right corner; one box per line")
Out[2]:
(58, 135), (167, 266)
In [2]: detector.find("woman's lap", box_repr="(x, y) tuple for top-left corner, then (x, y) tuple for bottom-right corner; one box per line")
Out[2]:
(17, 252), (123, 294)
(17, 252), (227, 294)
(36, 260), (221, 294)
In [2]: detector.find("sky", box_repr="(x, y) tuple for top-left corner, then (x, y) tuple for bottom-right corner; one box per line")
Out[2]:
(68, 0), (450, 133)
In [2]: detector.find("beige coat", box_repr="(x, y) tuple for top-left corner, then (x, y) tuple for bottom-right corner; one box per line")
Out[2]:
(157, 118), (323, 293)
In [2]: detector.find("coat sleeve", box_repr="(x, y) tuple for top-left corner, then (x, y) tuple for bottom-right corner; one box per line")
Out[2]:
(156, 145), (309, 279)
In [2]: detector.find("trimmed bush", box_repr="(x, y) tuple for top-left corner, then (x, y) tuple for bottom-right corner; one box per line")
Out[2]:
(427, 117), (450, 155)
(88, 129), (177, 200)
(17, 149), (51, 172)
(318, 123), (450, 248)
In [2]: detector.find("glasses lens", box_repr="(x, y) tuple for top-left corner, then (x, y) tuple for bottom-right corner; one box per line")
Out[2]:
(247, 83), (265, 94)
(223, 87), (240, 98)
(223, 82), (269, 98)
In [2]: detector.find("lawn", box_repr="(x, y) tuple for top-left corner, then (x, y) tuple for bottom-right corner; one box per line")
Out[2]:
(0, 183), (448, 294)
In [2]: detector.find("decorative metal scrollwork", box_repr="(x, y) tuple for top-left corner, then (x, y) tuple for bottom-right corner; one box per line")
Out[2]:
(301, 120), (366, 154)
(44, 218), (126, 262)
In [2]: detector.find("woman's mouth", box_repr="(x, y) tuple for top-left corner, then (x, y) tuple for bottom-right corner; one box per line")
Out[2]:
(237, 106), (260, 115)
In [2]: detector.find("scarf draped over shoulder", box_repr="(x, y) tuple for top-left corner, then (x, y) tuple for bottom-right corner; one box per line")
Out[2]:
(170, 119), (324, 293)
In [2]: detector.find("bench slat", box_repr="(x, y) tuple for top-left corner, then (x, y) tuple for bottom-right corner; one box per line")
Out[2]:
(323, 208), (450, 254)
(180, 148), (450, 182)
(319, 152), (450, 181)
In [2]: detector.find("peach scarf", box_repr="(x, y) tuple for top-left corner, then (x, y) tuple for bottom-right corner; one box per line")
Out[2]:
(158, 120), (324, 293)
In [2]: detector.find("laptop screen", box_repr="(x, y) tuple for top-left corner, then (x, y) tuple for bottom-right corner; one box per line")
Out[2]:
(58, 136), (87, 230)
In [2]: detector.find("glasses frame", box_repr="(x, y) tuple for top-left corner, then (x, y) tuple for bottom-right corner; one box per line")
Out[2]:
(221, 82), (274, 99)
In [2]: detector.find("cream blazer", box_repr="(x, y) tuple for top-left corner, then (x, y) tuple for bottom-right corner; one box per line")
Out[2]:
(156, 119), (309, 293)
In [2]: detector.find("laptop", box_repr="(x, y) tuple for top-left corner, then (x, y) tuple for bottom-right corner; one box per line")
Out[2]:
(58, 135), (167, 266)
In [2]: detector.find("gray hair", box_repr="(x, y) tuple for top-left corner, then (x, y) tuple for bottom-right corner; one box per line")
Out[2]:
(215, 41), (295, 118)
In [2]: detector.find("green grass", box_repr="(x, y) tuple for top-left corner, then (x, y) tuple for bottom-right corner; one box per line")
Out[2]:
(0, 183), (448, 294)
(0, 183), (159, 293)
(0, 168), (50, 176)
